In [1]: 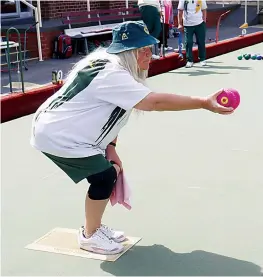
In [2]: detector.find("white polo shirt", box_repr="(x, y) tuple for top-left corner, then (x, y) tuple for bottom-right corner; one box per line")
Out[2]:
(30, 60), (151, 158)
(178, 0), (207, 26)
(138, 0), (161, 11)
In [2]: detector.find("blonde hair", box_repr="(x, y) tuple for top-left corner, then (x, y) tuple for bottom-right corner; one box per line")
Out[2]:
(66, 47), (148, 84)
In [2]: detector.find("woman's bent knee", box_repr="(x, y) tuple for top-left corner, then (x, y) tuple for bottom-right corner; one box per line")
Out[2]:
(87, 166), (118, 200)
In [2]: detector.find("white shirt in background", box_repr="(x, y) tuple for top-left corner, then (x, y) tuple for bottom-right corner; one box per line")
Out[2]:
(138, 0), (161, 11)
(178, 0), (207, 26)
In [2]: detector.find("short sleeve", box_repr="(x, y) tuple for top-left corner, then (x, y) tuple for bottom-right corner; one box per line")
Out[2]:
(94, 65), (151, 111)
(202, 0), (207, 9)
(177, 0), (184, 10)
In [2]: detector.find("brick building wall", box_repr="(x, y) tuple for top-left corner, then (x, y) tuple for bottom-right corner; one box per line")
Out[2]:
(33, 0), (137, 19)
(4, 30), (62, 60)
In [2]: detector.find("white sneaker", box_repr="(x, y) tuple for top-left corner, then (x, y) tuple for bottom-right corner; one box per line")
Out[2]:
(200, 60), (207, 66)
(78, 226), (124, 255)
(152, 54), (160, 60)
(165, 46), (173, 51)
(185, 61), (193, 68)
(100, 224), (126, 243)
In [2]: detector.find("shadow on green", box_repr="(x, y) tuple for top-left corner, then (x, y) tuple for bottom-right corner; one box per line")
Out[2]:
(169, 62), (251, 76)
(100, 244), (262, 276)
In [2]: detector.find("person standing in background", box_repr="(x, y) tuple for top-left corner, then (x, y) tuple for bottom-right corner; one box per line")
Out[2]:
(177, 0), (207, 68)
(159, 0), (174, 52)
(138, 0), (162, 59)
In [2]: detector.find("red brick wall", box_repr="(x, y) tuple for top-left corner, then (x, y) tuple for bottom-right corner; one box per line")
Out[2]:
(39, 1), (90, 19)
(108, 1), (136, 9)
(1, 30), (62, 60)
(37, 0), (135, 19)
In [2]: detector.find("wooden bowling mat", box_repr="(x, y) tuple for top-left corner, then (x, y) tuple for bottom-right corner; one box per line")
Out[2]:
(25, 227), (141, 262)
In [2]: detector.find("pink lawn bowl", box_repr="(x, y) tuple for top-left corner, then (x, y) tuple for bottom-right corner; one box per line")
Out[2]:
(216, 88), (240, 110)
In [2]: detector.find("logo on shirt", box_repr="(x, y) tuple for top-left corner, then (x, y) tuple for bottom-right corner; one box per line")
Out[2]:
(195, 0), (202, 12)
(89, 60), (96, 68)
(95, 107), (126, 145)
